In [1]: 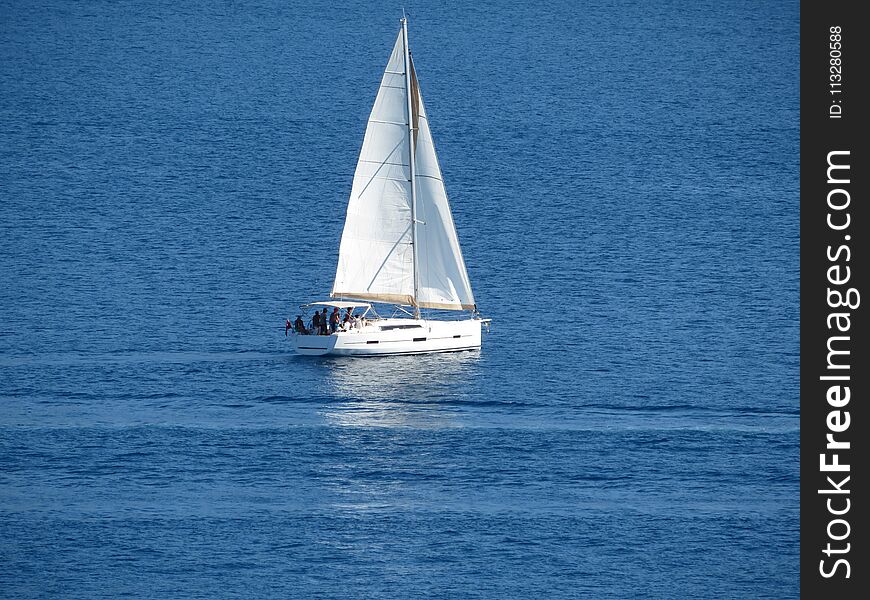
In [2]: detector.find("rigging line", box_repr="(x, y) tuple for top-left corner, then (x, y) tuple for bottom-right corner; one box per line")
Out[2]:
(359, 159), (407, 166)
(418, 99), (473, 307)
(356, 137), (406, 200)
(357, 176), (412, 186)
(402, 18), (420, 317)
(417, 123), (431, 310)
(364, 222), (413, 292)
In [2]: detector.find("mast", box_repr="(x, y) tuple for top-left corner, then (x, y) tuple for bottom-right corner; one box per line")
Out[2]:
(401, 17), (421, 319)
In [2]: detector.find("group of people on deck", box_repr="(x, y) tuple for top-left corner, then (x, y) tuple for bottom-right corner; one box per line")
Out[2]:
(286, 307), (360, 336)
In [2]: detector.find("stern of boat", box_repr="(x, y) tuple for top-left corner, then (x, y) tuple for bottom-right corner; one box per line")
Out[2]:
(291, 333), (338, 356)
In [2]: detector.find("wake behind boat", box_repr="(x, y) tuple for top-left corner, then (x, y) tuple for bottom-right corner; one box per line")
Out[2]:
(288, 18), (488, 356)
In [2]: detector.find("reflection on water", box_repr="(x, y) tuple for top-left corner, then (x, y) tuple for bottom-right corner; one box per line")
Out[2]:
(320, 350), (482, 428)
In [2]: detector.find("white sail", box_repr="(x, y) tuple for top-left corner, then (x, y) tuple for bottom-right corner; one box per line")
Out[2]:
(331, 31), (415, 306)
(331, 25), (475, 311)
(411, 67), (476, 310)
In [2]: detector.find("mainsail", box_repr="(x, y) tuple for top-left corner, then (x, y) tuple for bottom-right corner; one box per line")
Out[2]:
(331, 24), (475, 311)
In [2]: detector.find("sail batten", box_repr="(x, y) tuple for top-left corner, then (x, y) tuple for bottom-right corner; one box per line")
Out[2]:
(331, 22), (475, 312)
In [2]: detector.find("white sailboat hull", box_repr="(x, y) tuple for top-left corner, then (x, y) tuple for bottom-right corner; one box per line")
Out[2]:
(288, 22), (487, 357)
(291, 318), (482, 356)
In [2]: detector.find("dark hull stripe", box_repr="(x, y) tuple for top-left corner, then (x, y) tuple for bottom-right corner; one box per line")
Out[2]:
(342, 335), (472, 347)
(296, 345), (480, 357)
(336, 346), (480, 357)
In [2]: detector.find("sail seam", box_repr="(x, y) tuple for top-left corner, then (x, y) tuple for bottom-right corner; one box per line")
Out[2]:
(357, 175), (408, 183)
(359, 161), (407, 168)
(364, 222), (413, 292)
(356, 138), (406, 200)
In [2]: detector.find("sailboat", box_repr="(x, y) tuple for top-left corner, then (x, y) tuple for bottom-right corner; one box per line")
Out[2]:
(290, 17), (487, 356)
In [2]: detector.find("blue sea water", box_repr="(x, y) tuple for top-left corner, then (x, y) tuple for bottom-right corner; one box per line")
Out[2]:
(1, 0), (799, 598)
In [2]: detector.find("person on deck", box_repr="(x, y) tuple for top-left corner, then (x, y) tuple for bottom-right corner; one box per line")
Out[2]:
(285, 318), (292, 336)
(329, 307), (341, 334)
(312, 310), (321, 335)
(293, 315), (305, 334)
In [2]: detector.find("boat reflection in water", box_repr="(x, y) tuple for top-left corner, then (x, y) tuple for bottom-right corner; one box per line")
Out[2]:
(320, 350), (482, 428)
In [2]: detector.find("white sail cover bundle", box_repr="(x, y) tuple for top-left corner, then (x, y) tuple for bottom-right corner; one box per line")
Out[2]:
(331, 28), (475, 311)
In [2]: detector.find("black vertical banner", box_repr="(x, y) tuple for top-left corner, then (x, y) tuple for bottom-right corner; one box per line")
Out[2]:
(801, 0), (868, 596)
